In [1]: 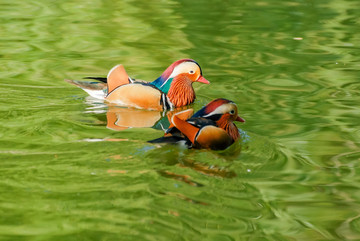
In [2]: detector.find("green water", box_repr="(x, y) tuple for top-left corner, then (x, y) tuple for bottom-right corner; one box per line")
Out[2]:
(1, 0), (360, 240)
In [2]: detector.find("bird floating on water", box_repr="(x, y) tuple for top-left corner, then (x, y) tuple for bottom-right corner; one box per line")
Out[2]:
(65, 59), (210, 111)
(149, 98), (245, 150)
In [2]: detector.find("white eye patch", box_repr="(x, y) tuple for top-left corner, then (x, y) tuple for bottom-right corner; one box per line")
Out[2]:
(203, 103), (237, 117)
(169, 62), (199, 79)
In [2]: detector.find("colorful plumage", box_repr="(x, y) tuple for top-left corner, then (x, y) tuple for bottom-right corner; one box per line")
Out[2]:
(149, 98), (245, 150)
(65, 59), (209, 111)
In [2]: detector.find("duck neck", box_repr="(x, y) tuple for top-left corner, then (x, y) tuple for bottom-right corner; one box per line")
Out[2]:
(167, 75), (195, 108)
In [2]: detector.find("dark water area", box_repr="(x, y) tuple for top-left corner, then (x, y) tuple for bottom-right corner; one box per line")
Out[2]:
(1, 0), (360, 240)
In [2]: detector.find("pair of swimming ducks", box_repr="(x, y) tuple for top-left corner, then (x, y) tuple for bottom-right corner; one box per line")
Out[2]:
(66, 59), (245, 150)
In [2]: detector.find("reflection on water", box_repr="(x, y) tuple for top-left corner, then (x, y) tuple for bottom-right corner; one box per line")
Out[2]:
(1, 0), (360, 240)
(106, 106), (164, 131)
(84, 98), (191, 131)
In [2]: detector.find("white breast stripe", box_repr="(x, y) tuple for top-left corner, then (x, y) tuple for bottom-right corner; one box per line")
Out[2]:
(162, 93), (167, 111)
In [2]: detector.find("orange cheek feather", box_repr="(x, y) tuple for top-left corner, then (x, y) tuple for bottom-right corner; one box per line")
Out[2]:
(167, 75), (196, 107)
(216, 114), (230, 127)
(216, 114), (240, 141)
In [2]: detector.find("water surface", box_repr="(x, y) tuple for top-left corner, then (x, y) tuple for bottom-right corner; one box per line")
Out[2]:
(1, 0), (360, 240)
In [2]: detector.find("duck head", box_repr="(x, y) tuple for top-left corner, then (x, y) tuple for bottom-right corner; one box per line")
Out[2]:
(151, 59), (209, 107)
(152, 59), (209, 92)
(193, 98), (245, 141)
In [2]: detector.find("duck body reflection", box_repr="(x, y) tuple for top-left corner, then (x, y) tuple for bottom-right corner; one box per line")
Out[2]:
(106, 105), (164, 131)
(105, 104), (192, 131)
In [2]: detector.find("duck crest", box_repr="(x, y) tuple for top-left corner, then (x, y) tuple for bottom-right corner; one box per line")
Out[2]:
(193, 98), (231, 118)
(151, 59), (195, 93)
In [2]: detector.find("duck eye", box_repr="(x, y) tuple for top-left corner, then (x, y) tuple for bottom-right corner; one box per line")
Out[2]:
(189, 70), (195, 74)
(230, 110), (235, 114)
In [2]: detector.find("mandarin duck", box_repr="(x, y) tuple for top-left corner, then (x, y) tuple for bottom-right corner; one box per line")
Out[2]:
(149, 98), (245, 150)
(65, 59), (209, 111)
